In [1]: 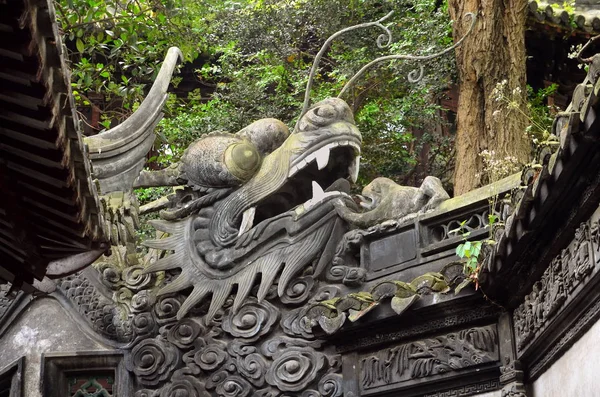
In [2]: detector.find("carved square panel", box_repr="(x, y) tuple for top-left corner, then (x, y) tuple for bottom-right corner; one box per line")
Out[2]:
(363, 229), (417, 273)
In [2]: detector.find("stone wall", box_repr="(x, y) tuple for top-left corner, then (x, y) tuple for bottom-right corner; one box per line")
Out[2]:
(531, 316), (600, 396)
(0, 297), (112, 397)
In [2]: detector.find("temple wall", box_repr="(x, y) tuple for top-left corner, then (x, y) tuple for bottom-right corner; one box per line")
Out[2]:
(0, 297), (112, 397)
(531, 317), (600, 396)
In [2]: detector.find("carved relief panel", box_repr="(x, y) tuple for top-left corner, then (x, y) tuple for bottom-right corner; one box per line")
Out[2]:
(513, 221), (599, 354)
(357, 325), (499, 395)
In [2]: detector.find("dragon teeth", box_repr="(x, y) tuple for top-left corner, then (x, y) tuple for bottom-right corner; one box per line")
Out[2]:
(311, 181), (326, 200)
(238, 207), (256, 236)
(288, 141), (361, 178)
(289, 165), (299, 177)
(349, 155), (360, 183)
(315, 146), (330, 170)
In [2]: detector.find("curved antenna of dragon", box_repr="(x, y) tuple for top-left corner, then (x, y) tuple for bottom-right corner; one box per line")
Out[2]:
(295, 11), (478, 130)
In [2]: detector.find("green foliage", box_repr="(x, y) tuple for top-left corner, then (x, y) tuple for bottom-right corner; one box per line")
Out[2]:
(527, 83), (558, 144)
(55, 0), (205, 124)
(492, 81), (558, 146)
(550, 0), (575, 14)
(451, 221), (482, 288)
(136, 186), (171, 205)
(155, 96), (245, 166)
(135, 186), (171, 241)
(451, 212), (499, 294)
(59, 0), (458, 186)
(162, 0), (457, 185)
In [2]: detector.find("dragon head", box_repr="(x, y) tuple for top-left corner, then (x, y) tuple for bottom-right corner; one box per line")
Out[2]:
(144, 98), (362, 321)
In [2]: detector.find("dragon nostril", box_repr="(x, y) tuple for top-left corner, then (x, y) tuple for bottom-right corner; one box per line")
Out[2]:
(314, 104), (336, 118)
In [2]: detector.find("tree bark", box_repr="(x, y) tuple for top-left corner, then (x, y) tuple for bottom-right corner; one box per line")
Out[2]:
(449, 0), (530, 195)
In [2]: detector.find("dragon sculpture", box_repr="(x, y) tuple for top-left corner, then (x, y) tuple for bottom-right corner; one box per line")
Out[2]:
(139, 97), (362, 321)
(50, 12), (477, 397)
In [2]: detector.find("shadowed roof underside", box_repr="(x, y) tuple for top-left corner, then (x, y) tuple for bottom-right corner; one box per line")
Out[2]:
(0, 0), (105, 292)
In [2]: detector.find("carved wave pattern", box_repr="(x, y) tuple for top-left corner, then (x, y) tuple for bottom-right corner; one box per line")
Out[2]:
(359, 325), (499, 391)
(55, 229), (349, 395)
(122, 290), (344, 396)
(57, 272), (134, 342)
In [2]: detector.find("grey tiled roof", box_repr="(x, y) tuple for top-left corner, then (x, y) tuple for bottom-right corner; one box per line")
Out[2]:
(528, 0), (600, 33)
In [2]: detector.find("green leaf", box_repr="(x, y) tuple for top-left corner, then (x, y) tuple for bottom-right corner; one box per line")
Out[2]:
(456, 243), (466, 258)
(76, 38), (85, 53)
(471, 242), (481, 258)
(467, 257), (478, 271)
(463, 241), (472, 257)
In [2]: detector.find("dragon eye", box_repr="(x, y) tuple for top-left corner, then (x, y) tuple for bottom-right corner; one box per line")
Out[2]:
(224, 141), (261, 182)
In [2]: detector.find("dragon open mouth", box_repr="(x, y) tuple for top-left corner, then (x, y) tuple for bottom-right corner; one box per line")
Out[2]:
(238, 140), (360, 235)
(143, 98), (364, 320)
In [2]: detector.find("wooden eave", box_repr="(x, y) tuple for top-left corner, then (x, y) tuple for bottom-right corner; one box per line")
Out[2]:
(485, 76), (600, 307)
(0, 0), (105, 291)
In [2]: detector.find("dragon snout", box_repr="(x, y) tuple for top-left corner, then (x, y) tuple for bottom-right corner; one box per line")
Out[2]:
(357, 194), (376, 210)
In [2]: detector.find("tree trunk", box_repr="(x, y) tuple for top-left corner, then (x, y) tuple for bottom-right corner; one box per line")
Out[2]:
(449, 0), (530, 195)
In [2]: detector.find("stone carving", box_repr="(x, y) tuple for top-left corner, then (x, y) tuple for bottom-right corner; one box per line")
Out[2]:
(499, 358), (524, 386)
(432, 208), (498, 244)
(423, 380), (501, 397)
(221, 298), (279, 341)
(56, 256), (355, 396)
(304, 272), (452, 334)
(118, 290), (345, 396)
(331, 219), (418, 270)
(157, 374), (211, 397)
(499, 358), (527, 397)
(513, 220), (598, 351)
(265, 347), (325, 392)
(126, 337), (180, 386)
(167, 318), (203, 348)
(529, 293), (600, 379)
(141, 97), (361, 322)
(360, 325), (498, 390)
(333, 176), (450, 229)
(0, 285), (16, 320)
(501, 385), (527, 397)
(57, 272), (134, 342)
(44, 15), (486, 397)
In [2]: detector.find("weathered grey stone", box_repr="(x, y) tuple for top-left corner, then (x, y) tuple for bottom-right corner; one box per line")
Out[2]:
(334, 176), (450, 228)
(0, 298), (111, 397)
